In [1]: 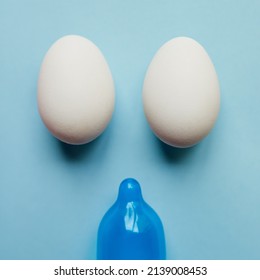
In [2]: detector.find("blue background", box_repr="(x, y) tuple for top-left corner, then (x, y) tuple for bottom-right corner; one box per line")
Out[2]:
(0, 0), (259, 260)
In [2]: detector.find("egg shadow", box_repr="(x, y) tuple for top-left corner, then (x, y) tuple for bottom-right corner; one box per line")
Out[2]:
(57, 133), (104, 162)
(157, 138), (198, 164)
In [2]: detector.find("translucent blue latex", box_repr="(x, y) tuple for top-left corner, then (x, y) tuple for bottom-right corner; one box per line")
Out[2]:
(97, 178), (166, 260)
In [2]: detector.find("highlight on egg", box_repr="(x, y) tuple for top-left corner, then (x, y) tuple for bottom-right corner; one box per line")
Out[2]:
(37, 35), (115, 145)
(142, 37), (220, 148)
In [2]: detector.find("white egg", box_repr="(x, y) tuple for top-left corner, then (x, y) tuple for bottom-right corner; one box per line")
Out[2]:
(38, 35), (115, 145)
(143, 37), (220, 148)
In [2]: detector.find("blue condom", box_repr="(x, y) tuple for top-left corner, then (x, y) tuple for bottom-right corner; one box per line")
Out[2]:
(97, 178), (166, 260)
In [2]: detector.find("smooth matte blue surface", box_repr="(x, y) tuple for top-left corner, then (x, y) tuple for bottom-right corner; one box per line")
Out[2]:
(0, 0), (259, 259)
(97, 178), (166, 260)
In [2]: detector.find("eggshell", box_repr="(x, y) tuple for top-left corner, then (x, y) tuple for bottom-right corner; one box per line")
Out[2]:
(143, 37), (220, 148)
(38, 35), (115, 145)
